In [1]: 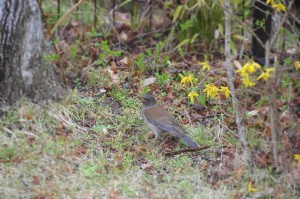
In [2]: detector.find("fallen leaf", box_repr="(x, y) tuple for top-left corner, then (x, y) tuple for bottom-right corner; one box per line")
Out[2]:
(26, 136), (36, 146)
(23, 112), (33, 120)
(110, 61), (118, 68)
(31, 176), (41, 185)
(120, 57), (129, 66)
(99, 88), (107, 93)
(247, 110), (259, 117)
(103, 68), (120, 85)
(109, 189), (119, 199)
(73, 146), (88, 156)
(116, 151), (123, 164)
(233, 60), (242, 69)
(120, 31), (128, 43)
(141, 163), (152, 172)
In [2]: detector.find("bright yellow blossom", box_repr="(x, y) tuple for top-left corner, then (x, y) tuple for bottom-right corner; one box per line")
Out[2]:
(266, 0), (285, 13)
(179, 74), (198, 86)
(220, 86), (231, 98)
(203, 84), (219, 99)
(188, 91), (199, 104)
(241, 76), (255, 88)
(272, 3), (286, 12)
(294, 61), (300, 70)
(266, 0), (274, 5)
(236, 67), (248, 77)
(294, 154), (300, 164)
(257, 72), (270, 81)
(257, 68), (275, 81)
(243, 62), (255, 74)
(236, 60), (261, 76)
(199, 61), (211, 71)
(248, 182), (258, 192)
(244, 60), (261, 74)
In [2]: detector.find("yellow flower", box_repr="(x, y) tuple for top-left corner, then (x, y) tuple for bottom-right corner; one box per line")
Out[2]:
(257, 72), (269, 81)
(272, 3), (286, 12)
(266, 68), (275, 73)
(294, 61), (300, 70)
(236, 67), (248, 77)
(179, 74), (198, 86)
(294, 154), (300, 164)
(266, 0), (274, 5)
(244, 63), (255, 74)
(244, 60), (261, 74)
(203, 84), (219, 99)
(248, 182), (258, 192)
(241, 76), (255, 88)
(257, 68), (275, 81)
(220, 86), (231, 98)
(188, 91), (199, 104)
(236, 60), (261, 76)
(199, 61), (211, 71)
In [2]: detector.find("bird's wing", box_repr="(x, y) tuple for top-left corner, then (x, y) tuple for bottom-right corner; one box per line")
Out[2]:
(143, 105), (179, 133)
(143, 105), (198, 148)
(152, 118), (198, 148)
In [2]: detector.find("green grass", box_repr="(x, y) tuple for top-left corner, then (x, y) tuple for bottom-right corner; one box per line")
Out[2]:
(1, 0), (299, 198)
(0, 90), (297, 198)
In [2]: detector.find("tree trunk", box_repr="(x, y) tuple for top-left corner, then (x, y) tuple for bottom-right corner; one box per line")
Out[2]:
(252, 0), (272, 65)
(0, 0), (64, 104)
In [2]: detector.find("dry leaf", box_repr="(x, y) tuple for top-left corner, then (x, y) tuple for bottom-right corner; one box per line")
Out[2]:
(120, 31), (128, 43)
(116, 151), (123, 164)
(23, 112), (33, 120)
(247, 110), (259, 117)
(109, 189), (119, 199)
(233, 60), (242, 69)
(31, 176), (41, 185)
(99, 89), (107, 93)
(120, 57), (129, 66)
(103, 68), (120, 85)
(141, 163), (152, 172)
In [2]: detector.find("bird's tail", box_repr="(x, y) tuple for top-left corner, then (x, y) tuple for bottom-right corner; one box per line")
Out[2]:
(180, 134), (199, 149)
(171, 127), (199, 149)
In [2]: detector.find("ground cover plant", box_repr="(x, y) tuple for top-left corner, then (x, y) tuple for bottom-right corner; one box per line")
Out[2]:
(0, 0), (299, 198)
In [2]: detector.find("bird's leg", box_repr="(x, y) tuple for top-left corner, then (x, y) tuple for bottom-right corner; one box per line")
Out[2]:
(146, 131), (160, 147)
(153, 131), (159, 139)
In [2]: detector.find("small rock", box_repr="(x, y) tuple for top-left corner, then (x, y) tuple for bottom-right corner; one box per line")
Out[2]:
(143, 77), (156, 86)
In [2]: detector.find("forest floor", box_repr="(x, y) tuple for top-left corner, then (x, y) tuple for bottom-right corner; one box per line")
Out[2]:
(1, 1), (300, 198)
(1, 91), (298, 198)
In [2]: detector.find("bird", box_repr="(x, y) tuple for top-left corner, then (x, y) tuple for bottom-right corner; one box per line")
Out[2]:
(141, 94), (199, 149)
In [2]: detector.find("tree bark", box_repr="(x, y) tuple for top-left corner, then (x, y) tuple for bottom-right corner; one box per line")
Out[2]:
(0, 0), (64, 104)
(252, 0), (272, 64)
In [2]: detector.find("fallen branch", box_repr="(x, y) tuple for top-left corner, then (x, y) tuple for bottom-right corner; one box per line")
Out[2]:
(164, 145), (210, 156)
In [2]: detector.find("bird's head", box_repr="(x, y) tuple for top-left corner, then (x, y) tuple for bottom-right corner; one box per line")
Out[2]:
(141, 94), (157, 106)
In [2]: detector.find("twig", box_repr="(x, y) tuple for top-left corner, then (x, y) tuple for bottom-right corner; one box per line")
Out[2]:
(51, 0), (86, 35)
(270, 0), (295, 45)
(37, 0), (66, 84)
(2, 127), (17, 140)
(165, 145), (210, 156)
(252, 188), (274, 199)
(223, 0), (249, 164)
(221, 2), (266, 51)
(267, 0), (295, 168)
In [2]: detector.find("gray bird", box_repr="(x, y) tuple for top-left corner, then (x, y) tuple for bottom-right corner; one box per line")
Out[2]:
(141, 94), (199, 149)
